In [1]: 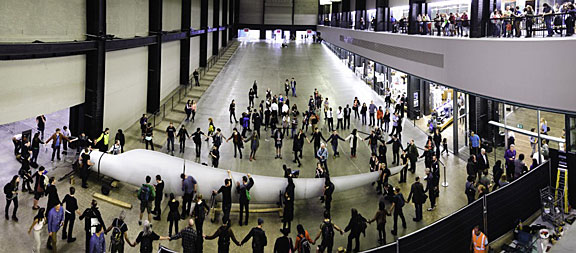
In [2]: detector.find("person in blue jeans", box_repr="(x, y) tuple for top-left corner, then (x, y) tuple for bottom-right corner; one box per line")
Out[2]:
(469, 131), (481, 156)
(543, 3), (554, 37)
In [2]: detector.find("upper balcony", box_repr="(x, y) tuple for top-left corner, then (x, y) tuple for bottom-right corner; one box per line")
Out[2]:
(317, 19), (576, 113)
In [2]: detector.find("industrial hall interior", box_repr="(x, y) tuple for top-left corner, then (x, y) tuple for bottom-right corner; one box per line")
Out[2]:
(2, 0), (576, 252)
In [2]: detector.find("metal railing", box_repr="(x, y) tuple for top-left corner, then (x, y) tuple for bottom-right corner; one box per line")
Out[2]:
(147, 42), (237, 129)
(321, 11), (575, 38)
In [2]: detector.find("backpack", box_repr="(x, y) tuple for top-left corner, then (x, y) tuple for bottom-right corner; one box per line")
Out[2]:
(321, 221), (335, 242)
(139, 185), (151, 202)
(110, 220), (125, 247)
(299, 234), (312, 253)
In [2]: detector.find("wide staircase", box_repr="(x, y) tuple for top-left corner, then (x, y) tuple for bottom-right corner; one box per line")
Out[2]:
(122, 41), (240, 151)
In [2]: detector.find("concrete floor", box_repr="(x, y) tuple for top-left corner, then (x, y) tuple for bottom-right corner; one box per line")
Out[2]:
(0, 40), (472, 252)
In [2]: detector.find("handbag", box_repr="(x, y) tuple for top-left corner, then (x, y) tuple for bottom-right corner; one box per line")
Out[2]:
(145, 136), (152, 141)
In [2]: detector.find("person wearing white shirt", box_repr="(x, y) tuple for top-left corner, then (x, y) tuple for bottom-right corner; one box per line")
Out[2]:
(62, 126), (72, 155)
(282, 103), (289, 116)
(326, 108), (334, 131)
(336, 106), (344, 130)
(108, 140), (122, 155)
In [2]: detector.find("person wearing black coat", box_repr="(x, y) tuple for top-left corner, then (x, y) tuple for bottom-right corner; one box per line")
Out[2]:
(344, 208), (366, 253)
(252, 110), (262, 137)
(386, 136), (402, 165)
(241, 218), (268, 253)
(310, 129), (327, 158)
(378, 141), (387, 165)
(326, 131), (345, 157)
(492, 160), (504, 191)
(420, 147), (433, 169)
(274, 228), (294, 253)
(323, 177), (335, 218)
(283, 177), (295, 232)
(424, 168), (439, 211)
(237, 175), (254, 226)
(433, 129), (442, 159)
(45, 177), (60, 216)
(466, 155), (478, 180)
(115, 129), (125, 153)
(406, 177), (426, 221)
(476, 149), (490, 181)
(167, 193), (180, 237)
(205, 219), (241, 253)
(292, 130), (307, 167)
(79, 200), (106, 253)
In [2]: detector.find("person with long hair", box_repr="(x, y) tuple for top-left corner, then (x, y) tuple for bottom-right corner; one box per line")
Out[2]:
(28, 207), (46, 253)
(185, 100), (193, 122)
(4, 175), (20, 221)
(368, 201), (389, 245)
(167, 193), (180, 237)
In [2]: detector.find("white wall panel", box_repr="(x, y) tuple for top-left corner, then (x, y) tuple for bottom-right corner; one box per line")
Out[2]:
(0, 0), (86, 42)
(191, 0), (201, 29)
(190, 37), (201, 74)
(209, 0), (214, 27)
(107, 0), (149, 39)
(0, 56), (86, 125)
(104, 48), (148, 134)
(163, 0), (182, 31)
(318, 26), (576, 113)
(161, 42), (181, 100)
(207, 33), (213, 60)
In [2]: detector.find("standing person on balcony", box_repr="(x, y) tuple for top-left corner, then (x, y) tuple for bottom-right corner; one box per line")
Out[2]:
(461, 12), (470, 36)
(543, 3), (554, 37)
(524, 6), (535, 37)
(490, 10), (501, 37)
(502, 6), (512, 37)
(565, 3), (576, 36)
(512, 6), (523, 37)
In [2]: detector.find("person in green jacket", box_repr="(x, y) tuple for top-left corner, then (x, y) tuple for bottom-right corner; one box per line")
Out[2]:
(138, 176), (156, 225)
(406, 139), (419, 173)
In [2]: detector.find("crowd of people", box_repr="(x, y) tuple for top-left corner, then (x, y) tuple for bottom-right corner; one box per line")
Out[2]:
(6, 75), (503, 252)
(335, 2), (576, 38)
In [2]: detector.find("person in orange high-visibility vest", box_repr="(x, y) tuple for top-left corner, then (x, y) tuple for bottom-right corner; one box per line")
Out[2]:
(470, 225), (489, 253)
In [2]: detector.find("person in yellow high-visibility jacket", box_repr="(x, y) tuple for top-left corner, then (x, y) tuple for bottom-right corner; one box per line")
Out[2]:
(94, 128), (110, 152)
(470, 225), (489, 253)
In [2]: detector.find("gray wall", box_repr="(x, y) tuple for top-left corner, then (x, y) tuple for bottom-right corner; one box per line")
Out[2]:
(0, 0), (86, 42)
(108, 0), (149, 39)
(0, 55), (86, 125)
(103, 47), (148, 134)
(239, 0), (318, 25)
(1, 0), (228, 128)
(318, 26), (576, 113)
